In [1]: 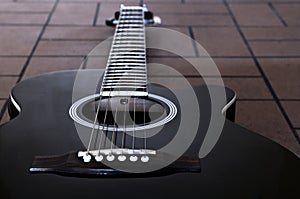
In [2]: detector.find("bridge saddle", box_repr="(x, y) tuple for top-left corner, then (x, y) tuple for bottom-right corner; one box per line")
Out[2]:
(78, 149), (156, 163)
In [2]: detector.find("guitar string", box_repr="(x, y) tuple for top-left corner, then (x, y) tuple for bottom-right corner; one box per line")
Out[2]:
(96, 91), (111, 156)
(143, 97), (147, 153)
(92, 6), (128, 157)
(88, 6), (147, 160)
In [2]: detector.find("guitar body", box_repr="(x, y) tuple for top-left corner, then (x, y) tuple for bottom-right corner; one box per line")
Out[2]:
(0, 70), (299, 199)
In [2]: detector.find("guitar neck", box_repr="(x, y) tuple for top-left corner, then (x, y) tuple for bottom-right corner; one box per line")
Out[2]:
(101, 5), (148, 97)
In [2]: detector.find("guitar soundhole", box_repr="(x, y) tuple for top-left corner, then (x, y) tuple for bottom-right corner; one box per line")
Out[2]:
(81, 96), (167, 128)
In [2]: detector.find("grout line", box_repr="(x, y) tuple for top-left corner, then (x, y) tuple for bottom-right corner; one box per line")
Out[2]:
(2, 54), (300, 59)
(237, 99), (275, 101)
(280, 99), (300, 101)
(0, 0), (59, 122)
(148, 13), (229, 16)
(268, 2), (288, 27)
(188, 26), (199, 57)
(249, 39), (300, 42)
(93, 2), (100, 27)
(5, 0), (300, 5)
(0, 100), (8, 122)
(41, 38), (103, 41)
(0, 98), (8, 101)
(0, 75), (19, 77)
(227, 1), (300, 5)
(82, 56), (88, 69)
(4, 23), (300, 28)
(39, 38), (300, 42)
(148, 75), (262, 78)
(16, 1), (59, 84)
(223, 0), (300, 144)
(0, 11), (50, 14)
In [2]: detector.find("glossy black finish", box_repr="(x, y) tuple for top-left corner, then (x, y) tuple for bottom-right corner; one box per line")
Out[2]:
(0, 70), (299, 199)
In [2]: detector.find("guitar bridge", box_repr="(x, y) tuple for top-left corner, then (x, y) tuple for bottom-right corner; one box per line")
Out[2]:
(30, 151), (201, 177)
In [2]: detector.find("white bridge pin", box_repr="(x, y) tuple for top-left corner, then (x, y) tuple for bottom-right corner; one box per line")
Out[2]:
(107, 155), (115, 161)
(130, 155), (138, 162)
(141, 155), (149, 163)
(95, 155), (103, 162)
(83, 154), (91, 163)
(118, 155), (126, 161)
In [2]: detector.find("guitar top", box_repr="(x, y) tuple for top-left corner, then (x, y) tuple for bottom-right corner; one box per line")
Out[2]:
(0, 4), (299, 199)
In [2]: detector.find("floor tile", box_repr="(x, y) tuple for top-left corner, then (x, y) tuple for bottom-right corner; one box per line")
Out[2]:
(23, 57), (84, 79)
(149, 76), (272, 99)
(0, 26), (41, 56)
(0, 77), (17, 98)
(147, 57), (259, 76)
(229, 4), (283, 26)
(96, 3), (120, 26)
(228, 0), (300, 2)
(97, 3), (233, 26)
(274, 4), (300, 26)
(147, 3), (227, 14)
(157, 14), (233, 26)
(50, 3), (97, 25)
(281, 101), (300, 128)
(250, 41), (300, 57)
(242, 27), (300, 40)
(223, 78), (272, 99)
(193, 27), (250, 56)
(0, 13), (48, 25)
(0, 100), (9, 126)
(185, 0), (223, 2)
(258, 58), (300, 99)
(236, 101), (300, 155)
(0, 2), (54, 12)
(43, 26), (115, 40)
(0, 57), (26, 75)
(34, 40), (101, 56)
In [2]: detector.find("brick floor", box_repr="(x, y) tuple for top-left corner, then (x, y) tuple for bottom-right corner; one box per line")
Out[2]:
(0, 0), (299, 155)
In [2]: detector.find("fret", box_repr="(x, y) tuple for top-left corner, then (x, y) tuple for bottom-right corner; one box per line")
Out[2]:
(117, 29), (143, 32)
(110, 55), (145, 59)
(105, 73), (146, 77)
(116, 32), (143, 35)
(112, 44), (144, 48)
(109, 62), (146, 65)
(116, 28), (144, 34)
(114, 41), (144, 44)
(104, 79), (146, 83)
(107, 67), (145, 70)
(107, 70), (146, 73)
(111, 50), (145, 54)
(103, 82), (146, 86)
(122, 11), (143, 14)
(114, 35), (144, 39)
(118, 24), (143, 27)
(103, 85), (146, 89)
(119, 18), (144, 25)
(109, 59), (145, 62)
(120, 16), (143, 19)
(104, 76), (146, 80)
(110, 52), (145, 55)
(108, 63), (145, 66)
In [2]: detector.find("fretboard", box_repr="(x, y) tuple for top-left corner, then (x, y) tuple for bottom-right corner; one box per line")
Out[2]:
(101, 5), (148, 97)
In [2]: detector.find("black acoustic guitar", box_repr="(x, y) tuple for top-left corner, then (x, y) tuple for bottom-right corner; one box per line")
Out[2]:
(0, 5), (298, 199)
